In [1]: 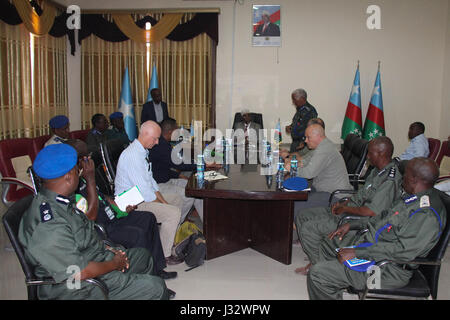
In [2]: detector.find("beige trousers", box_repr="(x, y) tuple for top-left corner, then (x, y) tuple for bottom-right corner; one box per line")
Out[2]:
(137, 192), (182, 258)
(157, 178), (204, 222)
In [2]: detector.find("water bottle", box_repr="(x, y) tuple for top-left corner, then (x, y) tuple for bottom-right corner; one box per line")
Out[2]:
(261, 138), (269, 166)
(204, 144), (210, 162)
(266, 140), (272, 165)
(266, 174), (273, 189)
(276, 157), (285, 189)
(290, 155), (298, 177)
(222, 136), (227, 164)
(197, 154), (205, 181)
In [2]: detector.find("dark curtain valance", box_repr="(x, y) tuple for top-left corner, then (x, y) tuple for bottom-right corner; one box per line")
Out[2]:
(0, 0), (218, 54)
(78, 12), (218, 44)
(0, 0), (75, 54)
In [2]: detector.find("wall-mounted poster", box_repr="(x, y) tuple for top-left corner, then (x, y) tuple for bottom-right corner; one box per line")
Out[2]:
(252, 5), (281, 47)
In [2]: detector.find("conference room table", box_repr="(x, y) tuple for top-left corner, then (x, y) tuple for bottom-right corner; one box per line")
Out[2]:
(185, 164), (309, 265)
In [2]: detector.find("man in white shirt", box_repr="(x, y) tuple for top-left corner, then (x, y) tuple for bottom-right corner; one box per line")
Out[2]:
(399, 122), (429, 160)
(115, 120), (183, 265)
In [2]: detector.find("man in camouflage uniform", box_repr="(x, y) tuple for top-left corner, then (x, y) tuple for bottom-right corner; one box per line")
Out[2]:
(295, 136), (403, 274)
(18, 144), (168, 300)
(307, 157), (446, 300)
(286, 88), (318, 153)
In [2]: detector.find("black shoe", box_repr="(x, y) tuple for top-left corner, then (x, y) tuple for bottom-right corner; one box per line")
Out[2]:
(165, 255), (184, 265)
(167, 288), (176, 300)
(158, 270), (178, 280)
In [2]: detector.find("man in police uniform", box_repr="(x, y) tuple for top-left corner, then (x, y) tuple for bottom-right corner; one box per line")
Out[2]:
(66, 139), (176, 280)
(285, 88), (318, 153)
(295, 136), (403, 274)
(106, 111), (130, 148)
(307, 157), (446, 300)
(86, 113), (109, 149)
(44, 115), (70, 147)
(18, 144), (169, 300)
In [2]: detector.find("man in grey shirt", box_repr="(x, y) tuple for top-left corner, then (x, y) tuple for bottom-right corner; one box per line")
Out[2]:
(287, 124), (352, 219)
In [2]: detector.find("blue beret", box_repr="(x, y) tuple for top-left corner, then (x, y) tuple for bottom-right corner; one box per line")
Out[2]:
(33, 144), (78, 179)
(109, 112), (123, 121)
(282, 177), (308, 191)
(49, 115), (69, 129)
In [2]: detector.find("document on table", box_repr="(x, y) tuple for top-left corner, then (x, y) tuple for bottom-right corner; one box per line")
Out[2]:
(196, 171), (228, 181)
(114, 185), (144, 211)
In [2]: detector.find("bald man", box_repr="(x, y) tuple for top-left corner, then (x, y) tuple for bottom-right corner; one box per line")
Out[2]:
(295, 136), (403, 275)
(289, 124), (352, 219)
(115, 121), (183, 265)
(307, 157), (446, 300)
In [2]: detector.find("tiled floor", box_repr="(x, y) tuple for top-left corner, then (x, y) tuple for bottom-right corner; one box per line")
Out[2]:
(1, 199), (449, 300)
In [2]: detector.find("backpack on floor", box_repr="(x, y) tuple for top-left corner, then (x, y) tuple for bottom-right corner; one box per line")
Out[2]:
(174, 232), (206, 268)
(174, 221), (202, 245)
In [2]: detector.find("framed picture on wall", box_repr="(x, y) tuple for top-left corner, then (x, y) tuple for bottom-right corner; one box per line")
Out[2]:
(252, 5), (281, 47)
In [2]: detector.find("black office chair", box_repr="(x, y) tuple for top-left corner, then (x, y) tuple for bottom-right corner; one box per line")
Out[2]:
(2, 195), (109, 300)
(341, 134), (370, 189)
(328, 134), (370, 205)
(232, 112), (264, 130)
(349, 190), (450, 300)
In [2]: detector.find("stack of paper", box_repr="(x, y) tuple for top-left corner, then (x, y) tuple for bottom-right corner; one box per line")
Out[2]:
(196, 171), (228, 181)
(114, 185), (144, 211)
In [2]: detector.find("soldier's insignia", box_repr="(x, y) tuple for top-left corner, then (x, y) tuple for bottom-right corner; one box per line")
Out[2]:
(404, 195), (418, 204)
(420, 195), (430, 208)
(40, 202), (53, 222)
(388, 167), (396, 179)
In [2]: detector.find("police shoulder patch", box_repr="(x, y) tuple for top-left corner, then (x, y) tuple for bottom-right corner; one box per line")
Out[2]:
(388, 167), (396, 179)
(40, 202), (54, 223)
(420, 195), (430, 208)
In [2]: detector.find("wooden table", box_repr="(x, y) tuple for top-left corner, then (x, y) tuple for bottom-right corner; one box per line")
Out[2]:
(185, 164), (308, 265)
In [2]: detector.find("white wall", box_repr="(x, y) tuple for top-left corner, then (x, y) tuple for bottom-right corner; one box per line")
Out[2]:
(440, 1), (450, 139)
(66, 0), (450, 155)
(67, 30), (81, 131)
